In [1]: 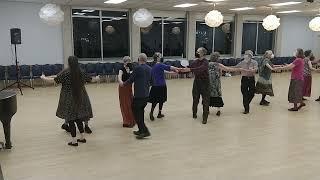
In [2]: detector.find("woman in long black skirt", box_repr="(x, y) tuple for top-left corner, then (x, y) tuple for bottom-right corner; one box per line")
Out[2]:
(41, 56), (93, 146)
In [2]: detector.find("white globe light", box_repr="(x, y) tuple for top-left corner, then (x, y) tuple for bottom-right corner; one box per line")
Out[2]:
(133, 8), (154, 28)
(262, 15), (280, 31)
(39, 4), (64, 26)
(105, 25), (115, 34)
(205, 10), (224, 28)
(172, 27), (181, 34)
(309, 17), (320, 32)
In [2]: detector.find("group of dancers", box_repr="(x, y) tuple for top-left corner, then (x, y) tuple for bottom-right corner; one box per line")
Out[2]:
(40, 47), (320, 146)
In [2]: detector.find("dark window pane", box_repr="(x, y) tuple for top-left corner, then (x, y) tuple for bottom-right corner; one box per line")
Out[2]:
(257, 23), (274, 54)
(242, 23), (257, 54)
(72, 9), (99, 17)
(163, 18), (186, 57)
(214, 22), (233, 54)
(141, 18), (162, 57)
(102, 11), (129, 58)
(73, 17), (101, 60)
(196, 21), (213, 54)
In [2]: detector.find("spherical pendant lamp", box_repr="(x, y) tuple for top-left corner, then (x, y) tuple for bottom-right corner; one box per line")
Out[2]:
(309, 17), (320, 32)
(262, 15), (280, 31)
(205, 10), (224, 27)
(133, 8), (154, 28)
(39, 4), (64, 26)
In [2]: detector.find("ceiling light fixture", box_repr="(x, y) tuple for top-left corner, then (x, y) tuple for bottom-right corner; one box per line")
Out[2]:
(270, 1), (302, 6)
(174, 3), (198, 8)
(277, 10), (301, 13)
(133, 8), (154, 28)
(205, 0), (225, 2)
(230, 7), (255, 11)
(81, 9), (95, 12)
(39, 4), (64, 26)
(104, 0), (127, 4)
(205, 3), (224, 27)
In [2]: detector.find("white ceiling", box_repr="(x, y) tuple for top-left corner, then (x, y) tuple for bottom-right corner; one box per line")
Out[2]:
(5, 0), (320, 15)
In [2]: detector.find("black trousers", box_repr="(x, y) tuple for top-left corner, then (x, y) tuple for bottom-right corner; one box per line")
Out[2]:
(132, 98), (149, 133)
(192, 79), (210, 120)
(69, 119), (85, 138)
(241, 76), (256, 112)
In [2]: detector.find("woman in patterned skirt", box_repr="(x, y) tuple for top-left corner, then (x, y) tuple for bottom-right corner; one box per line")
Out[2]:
(118, 56), (135, 128)
(302, 50), (318, 99)
(208, 52), (242, 116)
(255, 50), (282, 106)
(41, 56), (93, 146)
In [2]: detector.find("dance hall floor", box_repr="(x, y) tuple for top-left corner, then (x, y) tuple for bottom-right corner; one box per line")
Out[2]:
(1, 73), (320, 180)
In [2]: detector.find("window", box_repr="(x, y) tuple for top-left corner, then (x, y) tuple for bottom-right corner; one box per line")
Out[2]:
(242, 22), (275, 55)
(72, 9), (130, 61)
(195, 21), (234, 55)
(102, 11), (129, 59)
(140, 17), (186, 58)
(141, 18), (162, 57)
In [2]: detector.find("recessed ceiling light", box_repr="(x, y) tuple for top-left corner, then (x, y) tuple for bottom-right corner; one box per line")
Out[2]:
(270, 1), (302, 6)
(230, 7), (255, 11)
(205, 0), (225, 2)
(81, 9), (95, 12)
(174, 3), (198, 8)
(73, 12), (86, 15)
(104, 0), (127, 4)
(277, 10), (301, 13)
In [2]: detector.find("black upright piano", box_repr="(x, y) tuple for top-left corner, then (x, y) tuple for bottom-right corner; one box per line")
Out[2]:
(0, 90), (17, 149)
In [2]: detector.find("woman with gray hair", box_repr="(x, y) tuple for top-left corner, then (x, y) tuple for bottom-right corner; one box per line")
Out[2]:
(118, 56), (135, 128)
(255, 50), (282, 106)
(208, 52), (241, 116)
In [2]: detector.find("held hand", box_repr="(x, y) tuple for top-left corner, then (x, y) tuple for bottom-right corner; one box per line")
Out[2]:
(40, 74), (46, 80)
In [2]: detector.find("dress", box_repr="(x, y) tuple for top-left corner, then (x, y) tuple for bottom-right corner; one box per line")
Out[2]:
(208, 62), (224, 107)
(54, 69), (93, 122)
(288, 58), (304, 103)
(149, 63), (171, 104)
(302, 58), (312, 97)
(118, 66), (135, 126)
(255, 58), (274, 96)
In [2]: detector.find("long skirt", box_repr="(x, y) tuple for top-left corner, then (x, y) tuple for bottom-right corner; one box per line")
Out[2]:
(119, 85), (135, 126)
(148, 85), (167, 104)
(209, 97), (224, 107)
(255, 77), (274, 96)
(303, 75), (312, 97)
(288, 79), (304, 103)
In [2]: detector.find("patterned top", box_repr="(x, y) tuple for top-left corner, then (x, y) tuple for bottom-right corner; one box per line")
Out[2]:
(235, 60), (258, 77)
(190, 58), (209, 80)
(303, 57), (312, 76)
(54, 69), (93, 121)
(258, 58), (273, 84)
(208, 62), (222, 97)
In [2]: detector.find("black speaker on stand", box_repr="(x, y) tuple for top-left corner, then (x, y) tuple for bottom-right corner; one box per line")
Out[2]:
(0, 28), (34, 95)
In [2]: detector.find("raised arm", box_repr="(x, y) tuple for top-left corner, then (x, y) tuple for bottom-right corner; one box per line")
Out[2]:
(118, 70), (124, 84)
(308, 60), (318, 71)
(219, 63), (242, 72)
(41, 74), (56, 83)
(280, 63), (295, 70)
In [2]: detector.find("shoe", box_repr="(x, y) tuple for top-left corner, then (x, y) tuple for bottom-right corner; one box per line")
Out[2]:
(288, 108), (299, 111)
(298, 103), (306, 110)
(5, 143), (12, 149)
(302, 98), (307, 101)
(133, 131), (141, 136)
(61, 124), (70, 133)
(316, 97), (320, 101)
(123, 124), (134, 128)
(136, 132), (151, 139)
(259, 101), (269, 106)
(216, 111), (221, 116)
(150, 112), (155, 121)
(202, 119), (207, 124)
(193, 114), (197, 119)
(68, 142), (78, 146)
(77, 139), (87, 143)
(243, 111), (249, 114)
(157, 114), (165, 118)
(85, 125), (92, 134)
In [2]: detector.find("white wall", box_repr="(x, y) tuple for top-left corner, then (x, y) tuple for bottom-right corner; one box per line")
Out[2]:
(278, 15), (319, 57)
(0, 1), (63, 65)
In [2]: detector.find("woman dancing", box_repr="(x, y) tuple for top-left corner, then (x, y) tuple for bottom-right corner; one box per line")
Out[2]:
(149, 52), (178, 120)
(208, 52), (242, 116)
(255, 50), (282, 106)
(118, 56), (135, 128)
(41, 56), (93, 146)
(302, 50), (317, 100)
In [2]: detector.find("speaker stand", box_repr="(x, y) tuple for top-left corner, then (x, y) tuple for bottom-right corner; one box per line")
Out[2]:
(0, 44), (34, 95)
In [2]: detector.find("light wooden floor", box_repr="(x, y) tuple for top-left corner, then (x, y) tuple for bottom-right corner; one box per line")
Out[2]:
(1, 73), (320, 180)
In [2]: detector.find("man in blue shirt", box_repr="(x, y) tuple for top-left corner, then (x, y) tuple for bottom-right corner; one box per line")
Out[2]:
(121, 53), (152, 139)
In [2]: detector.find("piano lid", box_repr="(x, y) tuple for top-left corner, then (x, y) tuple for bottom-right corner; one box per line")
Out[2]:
(0, 90), (17, 100)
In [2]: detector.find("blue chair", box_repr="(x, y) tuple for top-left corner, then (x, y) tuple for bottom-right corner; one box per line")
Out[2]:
(19, 65), (32, 86)
(113, 62), (123, 75)
(79, 63), (86, 72)
(31, 65), (43, 87)
(0, 66), (6, 87)
(53, 64), (63, 75)
(96, 63), (105, 76)
(85, 63), (97, 77)
(7, 65), (17, 81)
(104, 63), (114, 83)
(42, 64), (55, 76)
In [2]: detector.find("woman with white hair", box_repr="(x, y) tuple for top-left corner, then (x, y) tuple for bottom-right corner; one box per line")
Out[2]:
(255, 50), (282, 106)
(118, 56), (135, 128)
(235, 50), (258, 114)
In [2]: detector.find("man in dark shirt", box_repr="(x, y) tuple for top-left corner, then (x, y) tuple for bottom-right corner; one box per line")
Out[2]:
(181, 47), (210, 124)
(121, 53), (152, 139)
